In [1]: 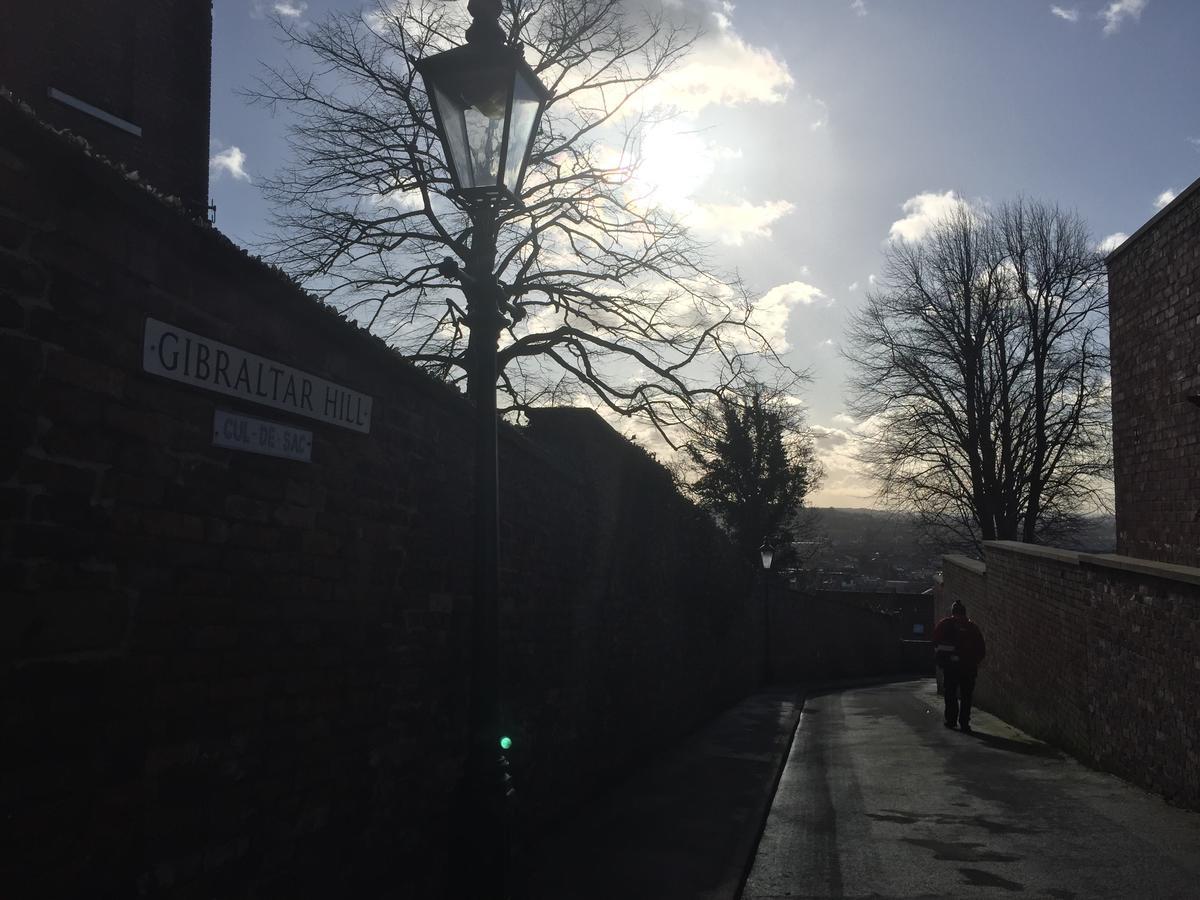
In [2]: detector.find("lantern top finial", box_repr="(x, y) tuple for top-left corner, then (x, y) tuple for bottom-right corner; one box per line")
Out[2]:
(467, 0), (505, 45)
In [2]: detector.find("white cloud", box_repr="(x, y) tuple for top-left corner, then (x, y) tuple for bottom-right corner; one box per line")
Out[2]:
(1100, 0), (1148, 35)
(372, 187), (423, 211)
(805, 417), (877, 507)
(649, 7), (793, 114)
(1050, 6), (1080, 21)
(273, 1), (307, 17)
(209, 146), (251, 182)
(851, 0), (868, 17)
(810, 97), (830, 131)
(1098, 232), (1128, 254)
(888, 190), (973, 243)
(1153, 188), (1177, 210)
(847, 281), (859, 292)
(686, 199), (796, 246)
(819, 338), (836, 348)
(750, 280), (832, 351)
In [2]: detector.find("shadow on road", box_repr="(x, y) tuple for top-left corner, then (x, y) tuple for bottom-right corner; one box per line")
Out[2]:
(963, 728), (1065, 760)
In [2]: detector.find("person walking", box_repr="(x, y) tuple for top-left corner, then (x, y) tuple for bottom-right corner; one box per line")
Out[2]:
(932, 600), (986, 733)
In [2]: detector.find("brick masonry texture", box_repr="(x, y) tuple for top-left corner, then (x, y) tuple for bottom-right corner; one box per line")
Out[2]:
(0, 101), (762, 897)
(943, 542), (1200, 810)
(766, 590), (934, 682)
(1107, 177), (1200, 567)
(0, 1), (212, 212)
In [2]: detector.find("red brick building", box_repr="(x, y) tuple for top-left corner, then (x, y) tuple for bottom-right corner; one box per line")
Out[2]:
(1106, 176), (1200, 566)
(0, 0), (213, 214)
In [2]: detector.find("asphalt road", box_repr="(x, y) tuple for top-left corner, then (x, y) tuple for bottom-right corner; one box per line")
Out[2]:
(742, 679), (1200, 900)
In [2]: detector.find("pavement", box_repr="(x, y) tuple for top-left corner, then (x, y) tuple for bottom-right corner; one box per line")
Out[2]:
(743, 679), (1200, 899)
(521, 688), (804, 900)
(519, 678), (1200, 898)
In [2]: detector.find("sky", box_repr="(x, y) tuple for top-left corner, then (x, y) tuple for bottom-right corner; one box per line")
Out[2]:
(210, 0), (1200, 507)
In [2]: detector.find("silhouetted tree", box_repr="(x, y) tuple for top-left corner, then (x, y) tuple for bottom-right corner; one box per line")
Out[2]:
(844, 199), (1110, 549)
(684, 384), (821, 563)
(247, 0), (797, 440)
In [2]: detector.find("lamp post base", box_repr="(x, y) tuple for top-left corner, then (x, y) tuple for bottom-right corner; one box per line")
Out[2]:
(448, 746), (516, 899)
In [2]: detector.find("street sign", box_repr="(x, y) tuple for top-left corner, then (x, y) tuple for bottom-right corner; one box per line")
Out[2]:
(213, 409), (313, 462)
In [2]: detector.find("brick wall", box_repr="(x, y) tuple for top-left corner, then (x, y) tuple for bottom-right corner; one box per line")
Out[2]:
(766, 588), (922, 681)
(814, 590), (934, 640)
(1106, 175), (1200, 566)
(942, 542), (1200, 809)
(0, 0), (212, 210)
(0, 100), (760, 897)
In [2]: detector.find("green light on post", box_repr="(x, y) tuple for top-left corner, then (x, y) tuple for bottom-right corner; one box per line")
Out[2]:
(499, 736), (513, 751)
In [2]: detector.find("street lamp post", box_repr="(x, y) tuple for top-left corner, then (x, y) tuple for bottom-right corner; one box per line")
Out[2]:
(760, 539), (775, 684)
(415, 2), (551, 897)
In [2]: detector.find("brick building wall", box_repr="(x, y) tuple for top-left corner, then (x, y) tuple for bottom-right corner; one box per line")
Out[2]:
(0, 0), (212, 211)
(0, 100), (761, 897)
(1106, 175), (1200, 566)
(942, 542), (1200, 809)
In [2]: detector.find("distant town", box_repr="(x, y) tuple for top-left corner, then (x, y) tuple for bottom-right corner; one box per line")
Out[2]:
(788, 508), (1116, 594)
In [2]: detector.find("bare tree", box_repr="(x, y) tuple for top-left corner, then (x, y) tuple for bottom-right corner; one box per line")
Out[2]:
(844, 199), (1110, 549)
(247, 0), (795, 440)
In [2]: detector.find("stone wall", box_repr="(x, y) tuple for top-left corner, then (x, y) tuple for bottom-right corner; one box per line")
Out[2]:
(1106, 175), (1200, 566)
(0, 100), (760, 897)
(942, 542), (1200, 809)
(767, 588), (925, 681)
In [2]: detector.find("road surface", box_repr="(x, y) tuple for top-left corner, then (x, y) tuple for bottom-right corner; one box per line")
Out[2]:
(742, 679), (1200, 899)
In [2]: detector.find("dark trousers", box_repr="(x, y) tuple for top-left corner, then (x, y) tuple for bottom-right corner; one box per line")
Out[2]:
(942, 664), (977, 727)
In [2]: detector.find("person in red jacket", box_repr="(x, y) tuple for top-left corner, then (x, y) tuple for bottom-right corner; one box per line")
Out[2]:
(932, 600), (986, 733)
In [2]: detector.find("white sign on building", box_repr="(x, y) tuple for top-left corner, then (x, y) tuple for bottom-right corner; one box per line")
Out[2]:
(142, 317), (373, 433)
(213, 410), (313, 462)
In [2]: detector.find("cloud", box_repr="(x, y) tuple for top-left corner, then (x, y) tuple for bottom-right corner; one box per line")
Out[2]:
(847, 281), (859, 292)
(1189, 137), (1200, 150)
(1153, 188), (1177, 210)
(811, 424), (850, 448)
(685, 199), (796, 246)
(1098, 232), (1128, 254)
(809, 97), (830, 131)
(1050, 6), (1080, 21)
(250, 0), (308, 18)
(888, 191), (972, 243)
(649, 5), (794, 114)
(868, 274), (878, 286)
(1100, 0), (1148, 35)
(851, 0), (868, 16)
(751, 280), (832, 351)
(805, 417), (877, 507)
(209, 146), (251, 182)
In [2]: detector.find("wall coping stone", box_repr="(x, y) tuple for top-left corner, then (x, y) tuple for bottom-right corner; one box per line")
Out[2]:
(942, 554), (986, 575)
(983, 540), (1081, 565)
(1078, 552), (1200, 588)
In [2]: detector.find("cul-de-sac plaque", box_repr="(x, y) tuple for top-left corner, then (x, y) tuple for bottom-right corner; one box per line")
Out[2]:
(142, 317), (372, 433)
(213, 410), (313, 462)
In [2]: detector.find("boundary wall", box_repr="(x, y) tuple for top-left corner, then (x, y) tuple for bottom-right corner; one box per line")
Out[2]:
(943, 541), (1200, 809)
(0, 100), (761, 896)
(768, 588), (934, 681)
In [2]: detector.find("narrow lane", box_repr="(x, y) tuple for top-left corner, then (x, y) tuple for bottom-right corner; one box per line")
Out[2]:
(742, 679), (1200, 899)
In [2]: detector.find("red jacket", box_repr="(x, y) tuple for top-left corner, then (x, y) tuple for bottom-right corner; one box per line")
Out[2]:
(932, 614), (986, 669)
